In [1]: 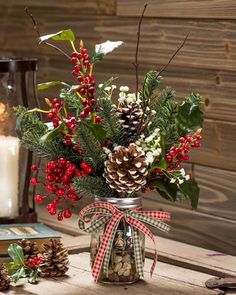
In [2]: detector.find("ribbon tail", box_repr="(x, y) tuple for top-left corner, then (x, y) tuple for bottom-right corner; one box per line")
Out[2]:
(132, 227), (144, 278)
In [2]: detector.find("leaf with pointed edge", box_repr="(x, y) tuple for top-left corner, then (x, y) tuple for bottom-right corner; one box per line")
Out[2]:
(179, 178), (200, 210)
(4, 261), (21, 274)
(37, 81), (70, 91)
(39, 29), (75, 43)
(8, 244), (25, 265)
(156, 181), (179, 202)
(11, 267), (26, 283)
(87, 123), (107, 144)
(91, 40), (123, 64)
(40, 123), (65, 144)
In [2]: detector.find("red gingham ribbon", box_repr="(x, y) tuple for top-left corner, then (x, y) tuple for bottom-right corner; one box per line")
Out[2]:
(78, 202), (170, 281)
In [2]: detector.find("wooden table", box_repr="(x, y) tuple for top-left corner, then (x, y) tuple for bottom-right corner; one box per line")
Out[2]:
(3, 252), (227, 295)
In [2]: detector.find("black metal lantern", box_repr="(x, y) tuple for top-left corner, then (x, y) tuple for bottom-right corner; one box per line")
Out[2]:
(0, 57), (39, 223)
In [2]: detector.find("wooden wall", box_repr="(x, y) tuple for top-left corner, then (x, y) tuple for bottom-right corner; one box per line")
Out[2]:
(0, 0), (236, 255)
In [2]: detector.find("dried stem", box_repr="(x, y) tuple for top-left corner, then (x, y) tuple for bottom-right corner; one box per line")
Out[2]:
(133, 3), (148, 100)
(156, 33), (190, 79)
(25, 7), (71, 59)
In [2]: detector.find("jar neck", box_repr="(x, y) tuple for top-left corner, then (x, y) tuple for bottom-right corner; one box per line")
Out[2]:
(94, 196), (142, 210)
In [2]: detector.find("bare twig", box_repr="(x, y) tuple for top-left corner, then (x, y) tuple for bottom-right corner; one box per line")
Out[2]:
(133, 3), (148, 100)
(25, 7), (71, 59)
(156, 32), (190, 79)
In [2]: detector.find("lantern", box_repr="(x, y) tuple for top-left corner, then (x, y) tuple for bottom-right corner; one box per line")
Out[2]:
(0, 57), (38, 223)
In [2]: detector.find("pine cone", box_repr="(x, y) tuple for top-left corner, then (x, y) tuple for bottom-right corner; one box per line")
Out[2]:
(0, 264), (10, 291)
(39, 239), (69, 277)
(116, 101), (143, 142)
(104, 143), (148, 193)
(17, 239), (39, 260)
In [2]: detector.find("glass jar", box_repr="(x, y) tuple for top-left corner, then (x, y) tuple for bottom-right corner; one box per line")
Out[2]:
(90, 196), (145, 284)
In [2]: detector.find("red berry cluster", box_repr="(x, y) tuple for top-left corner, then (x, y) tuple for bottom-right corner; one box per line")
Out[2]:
(165, 132), (202, 170)
(47, 98), (64, 128)
(71, 49), (101, 123)
(30, 158), (93, 221)
(27, 256), (42, 267)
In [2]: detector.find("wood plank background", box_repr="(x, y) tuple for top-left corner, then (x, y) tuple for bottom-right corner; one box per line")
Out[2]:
(0, 1), (235, 255)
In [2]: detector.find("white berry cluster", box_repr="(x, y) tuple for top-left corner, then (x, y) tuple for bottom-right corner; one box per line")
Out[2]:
(118, 86), (141, 104)
(170, 168), (190, 185)
(136, 128), (162, 164)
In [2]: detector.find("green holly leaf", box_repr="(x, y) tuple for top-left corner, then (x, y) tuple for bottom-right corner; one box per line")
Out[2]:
(4, 261), (21, 274)
(11, 267), (26, 283)
(179, 179), (200, 210)
(176, 93), (203, 136)
(91, 40), (123, 64)
(156, 181), (179, 202)
(37, 81), (70, 91)
(8, 244), (25, 266)
(39, 29), (75, 43)
(87, 123), (107, 144)
(28, 270), (39, 284)
(40, 123), (65, 144)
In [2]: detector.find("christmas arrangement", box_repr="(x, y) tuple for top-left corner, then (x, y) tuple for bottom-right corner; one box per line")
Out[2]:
(14, 6), (203, 285)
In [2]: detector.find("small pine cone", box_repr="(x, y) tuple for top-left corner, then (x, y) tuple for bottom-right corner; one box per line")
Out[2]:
(104, 143), (148, 193)
(0, 264), (10, 291)
(17, 239), (39, 260)
(116, 101), (143, 142)
(39, 239), (69, 277)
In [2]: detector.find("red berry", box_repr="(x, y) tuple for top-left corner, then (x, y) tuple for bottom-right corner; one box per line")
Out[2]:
(95, 115), (101, 123)
(175, 162), (181, 168)
(76, 52), (83, 59)
(74, 65), (81, 72)
(31, 165), (38, 171)
(183, 155), (189, 161)
(57, 189), (65, 197)
(81, 161), (88, 170)
(49, 206), (57, 216)
(49, 161), (57, 169)
(79, 88), (86, 95)
(71, 57), (78, 63)
(80, 112), (87, 119)
(47, 112), (54, 119)
(30, 178), (37, 185)
(185, 136), (192, 143)
(35, 194), (43, 203)
(65, 139), (72, 146)
(46, 175), (54, 182)
(77, 76), (83, 83)
(196, 134), (202, 140)
(52, 185), (59, 192)
(58, 157), (67, 166)
(52, 98), (59, 104)
(178, 137), (185, 143)
(72, 52), (78, 57)
(166, 155), (172, 163)
(47, 203), (53, 212)
(81, 48), (88, 54)
(85, 166), (92, 174)
(88, 86), (95, 93)
(83, 60), (90, 66)
(57, 214), (63, 221)
(63, 209), (72, 219)
(83, 54), (89, 60)
(46, 184), (54, 192)
(72, 70), (78, 76)
(84, 106), (91, 114)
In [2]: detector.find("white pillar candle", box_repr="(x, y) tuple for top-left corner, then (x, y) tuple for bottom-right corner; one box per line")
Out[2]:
(0, 135), (19, 217)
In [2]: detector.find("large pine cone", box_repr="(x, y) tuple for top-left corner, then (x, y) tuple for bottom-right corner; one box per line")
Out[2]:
(104, 143), (148, 193)
(39, 239), (69, 277)
(0, 264), (10, 291)
(17, 239), (39, 260)
(116, 101), (143, 142)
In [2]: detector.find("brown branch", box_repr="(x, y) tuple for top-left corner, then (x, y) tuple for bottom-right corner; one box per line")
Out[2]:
(133, 3), (148, 100)
(156, 32), (190, 79)
(25, 7), (71, 59)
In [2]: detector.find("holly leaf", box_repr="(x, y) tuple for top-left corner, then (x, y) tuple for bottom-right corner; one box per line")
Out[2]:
(4, 261), (21, 274)
(179, 179), (200, 210)
(87, 123), (106, 144)
(156, 181), (179, 202)
(28, 270), (39, 284)
(40, 123), (65, 144)
(91, 40), (123, 64)
(8, 244), (25, 266)
(11, 267), (26, 283)
(37, 81), (70, 91)
(176, 93), (203, 136)
(39, 29), (75, 43)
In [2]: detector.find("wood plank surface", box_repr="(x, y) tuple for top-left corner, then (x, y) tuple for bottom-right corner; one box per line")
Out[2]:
(5, 253), (220, 295)
(117, 0), (236, 19)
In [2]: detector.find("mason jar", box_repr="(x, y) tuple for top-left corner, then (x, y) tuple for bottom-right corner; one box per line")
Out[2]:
(90, 196), (145, 284)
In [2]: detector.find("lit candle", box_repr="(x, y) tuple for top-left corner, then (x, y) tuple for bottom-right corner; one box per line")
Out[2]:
(0, 135), (19, 217)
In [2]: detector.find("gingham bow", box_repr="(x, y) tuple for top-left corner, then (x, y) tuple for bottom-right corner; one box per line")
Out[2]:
(78, 201), (170, 282)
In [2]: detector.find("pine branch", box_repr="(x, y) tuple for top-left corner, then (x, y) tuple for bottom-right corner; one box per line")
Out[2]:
(75, 124), (105, 170)
(60, 88), (84, 116)
(73, 175), (114, 197)
(99, 99), (126, 145)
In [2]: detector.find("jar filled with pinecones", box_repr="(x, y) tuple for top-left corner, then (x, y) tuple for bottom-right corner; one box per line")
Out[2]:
(90, 196), (145, 284)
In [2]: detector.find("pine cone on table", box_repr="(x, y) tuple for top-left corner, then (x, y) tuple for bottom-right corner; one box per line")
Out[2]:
(104, 143), (148, 193)
(116, 101), (143, 142)
(0, 264), (10, 291)
(17, 239), (39, 260)
(39, 239), (69, 277)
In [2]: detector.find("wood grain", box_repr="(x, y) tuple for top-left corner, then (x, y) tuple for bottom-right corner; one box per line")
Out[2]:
(117, 0), (236, 19)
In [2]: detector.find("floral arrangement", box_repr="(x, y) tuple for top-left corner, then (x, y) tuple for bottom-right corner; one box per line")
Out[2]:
(16, 27), (203, 220)
(14, 6), (203, 284)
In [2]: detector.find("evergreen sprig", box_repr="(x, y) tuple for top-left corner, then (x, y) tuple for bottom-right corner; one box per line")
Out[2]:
(75, 124), (105, 170)
(99, 98), (126, 145)
(60, 87), (84, 116)
(73, 175), (114, 197)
